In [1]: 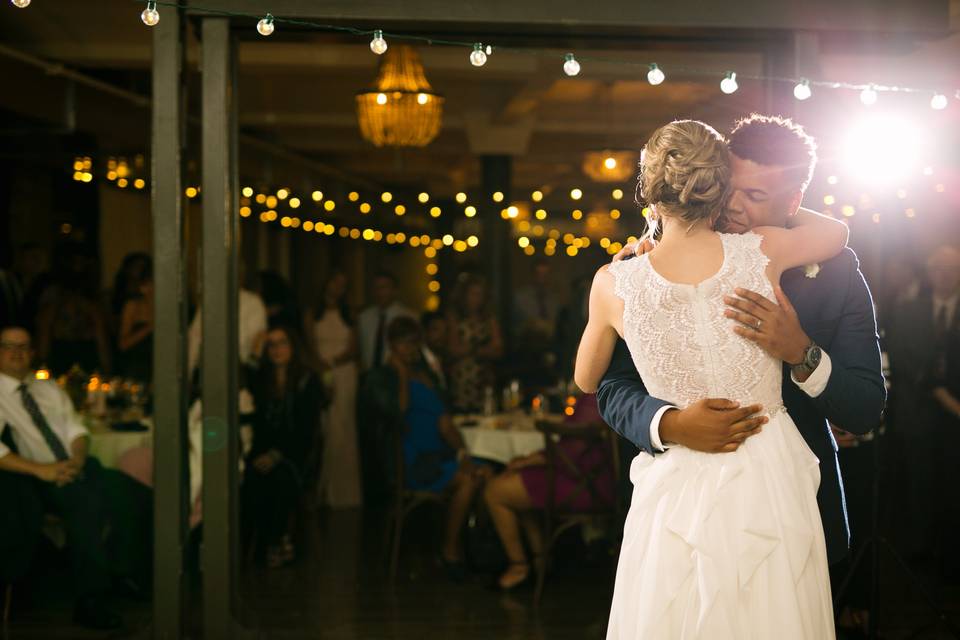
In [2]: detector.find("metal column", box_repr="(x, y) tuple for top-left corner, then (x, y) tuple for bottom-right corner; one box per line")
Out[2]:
(151, 9), (190, 640)
(151, 7), (189, 639)
(200, 17), (241, 639)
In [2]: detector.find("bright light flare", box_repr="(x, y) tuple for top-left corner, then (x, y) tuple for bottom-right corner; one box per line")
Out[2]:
(841, 114), (928, 185)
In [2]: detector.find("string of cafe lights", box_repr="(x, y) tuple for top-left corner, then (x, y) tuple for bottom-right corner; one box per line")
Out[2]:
(71, 154), (949, 259)
(11, 0), (952, 110)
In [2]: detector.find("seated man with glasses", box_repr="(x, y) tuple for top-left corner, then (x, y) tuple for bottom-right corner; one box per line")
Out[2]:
(0, 325), (126, 630)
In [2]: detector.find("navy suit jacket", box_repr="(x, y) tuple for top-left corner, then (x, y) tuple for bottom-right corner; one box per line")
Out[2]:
(597, 247), (886, 565)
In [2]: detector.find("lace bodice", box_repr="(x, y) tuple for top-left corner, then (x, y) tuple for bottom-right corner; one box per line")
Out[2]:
(609, 232), (783, 410)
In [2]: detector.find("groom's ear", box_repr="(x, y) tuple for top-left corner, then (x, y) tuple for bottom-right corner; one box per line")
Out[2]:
(785, 190), (804, 218)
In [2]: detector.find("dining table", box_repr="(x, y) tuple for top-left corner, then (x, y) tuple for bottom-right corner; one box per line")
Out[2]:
(455, 411), (563, 464)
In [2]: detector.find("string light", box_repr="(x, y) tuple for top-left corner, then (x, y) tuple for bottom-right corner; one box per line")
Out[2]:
(860, 85), (877, 106)
(11, 0), (31, 7)
(470, 43), (487, 67)
(531, 190), (543, 202)
(257, 14), (275, 36)
(570, 188), (582, 200)
(931, 93), (948, 110)
(418, 192), (429, 203)
(370, 30), (388, 55)
(455, 192), (467, 204)
(647, 63), (665, 85)
(794, 78), (812, 101)
(612, 188), (623, 200)
(720, 71), (738, 94)
(141, 1), (159, 26)
(563, 53), (581, 77)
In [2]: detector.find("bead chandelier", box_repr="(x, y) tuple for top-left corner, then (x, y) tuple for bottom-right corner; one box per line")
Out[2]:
(356, 45), (444, 147)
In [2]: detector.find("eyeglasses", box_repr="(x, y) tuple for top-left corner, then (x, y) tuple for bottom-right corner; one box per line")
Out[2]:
(0, 342), (31, 353)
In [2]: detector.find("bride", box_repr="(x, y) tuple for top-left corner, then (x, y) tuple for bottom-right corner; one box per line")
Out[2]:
(576, 119), (846, 639)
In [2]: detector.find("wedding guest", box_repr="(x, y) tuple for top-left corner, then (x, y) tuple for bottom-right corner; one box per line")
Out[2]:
(257, 270), (301, 328)
(359, 316), (490, 573)
(420, 311), (448, 389)
(242, 325), (324, 568)
(116, 261), (154, 383)
(0, 326), (133, 629)
(34, 244), (111, 375)
(356, 271), (414, 372)
(553, 276), (591, 383)
(305, 271), (362, 508)
(188, 284), (268, 374)
(483, 393), (615, 590)
(109, 252), (152, 335)
(512, 260), (563, 387)
(887, 244), (960, 561)
(447, 274), (503, 413)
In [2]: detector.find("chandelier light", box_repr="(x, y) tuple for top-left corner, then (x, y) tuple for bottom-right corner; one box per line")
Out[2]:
(582, 150), (638, 182)
(356, 45), (444, 147)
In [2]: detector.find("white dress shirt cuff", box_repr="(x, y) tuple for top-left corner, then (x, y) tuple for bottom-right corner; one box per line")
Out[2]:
(650, 404), (678, 452)
(791, 349), (832, 398)
(0, 441), (9, 458)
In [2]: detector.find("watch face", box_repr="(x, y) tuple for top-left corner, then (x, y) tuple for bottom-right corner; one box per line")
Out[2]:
(807, 346), (822, 368)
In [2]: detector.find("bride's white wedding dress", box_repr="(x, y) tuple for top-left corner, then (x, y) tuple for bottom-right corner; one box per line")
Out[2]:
(606, 231), (835, 639)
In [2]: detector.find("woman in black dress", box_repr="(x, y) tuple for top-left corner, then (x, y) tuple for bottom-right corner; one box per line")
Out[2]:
(242, 324), (325, 568)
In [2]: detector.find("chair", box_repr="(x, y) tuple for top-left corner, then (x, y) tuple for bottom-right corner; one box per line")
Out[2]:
(533, 420), (623, 603)
(385, 423), (445, 583)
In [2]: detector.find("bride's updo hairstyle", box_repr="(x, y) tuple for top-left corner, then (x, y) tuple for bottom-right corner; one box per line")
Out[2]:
(638, 119), (732, 226)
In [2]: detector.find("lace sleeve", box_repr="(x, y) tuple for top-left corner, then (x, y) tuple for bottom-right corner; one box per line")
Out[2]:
(608, 259), (640, 307)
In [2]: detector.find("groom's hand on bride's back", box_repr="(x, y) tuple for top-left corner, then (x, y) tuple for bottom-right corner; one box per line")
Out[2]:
(659, 399), (768, 453)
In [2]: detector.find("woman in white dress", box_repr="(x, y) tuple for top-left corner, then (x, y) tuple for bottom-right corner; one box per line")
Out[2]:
(306, 271), (363, 508)
(576, 120), (848, 639)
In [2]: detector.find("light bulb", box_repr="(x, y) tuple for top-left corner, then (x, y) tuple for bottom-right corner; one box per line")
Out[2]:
(931, 93), (948, 110)
(603, 157), (617, 170)
(859, 85), (877, 106)
(647, 63), (665, 85)
(470, 43), (487, 67)
(11, 0), (31, 8)
(141, 1), (159, 26)
(370, 30), (388, 55)
(720, 71), (738, 94)
(257, 14), (275, 36)
(563, 53), (580, 77)
(793, 79), (812, 101)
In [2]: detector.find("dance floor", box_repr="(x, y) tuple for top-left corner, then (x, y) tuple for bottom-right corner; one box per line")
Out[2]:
(4, 507), (959, 639)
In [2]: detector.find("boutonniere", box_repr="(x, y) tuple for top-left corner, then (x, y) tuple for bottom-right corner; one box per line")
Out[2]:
(804, 263), (821, 279)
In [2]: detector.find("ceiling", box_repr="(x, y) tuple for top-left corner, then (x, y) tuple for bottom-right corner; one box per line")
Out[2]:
(0, 0), (957, 209)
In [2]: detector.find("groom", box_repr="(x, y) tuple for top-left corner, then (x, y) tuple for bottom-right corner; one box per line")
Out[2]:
(598, 114), (886, 567)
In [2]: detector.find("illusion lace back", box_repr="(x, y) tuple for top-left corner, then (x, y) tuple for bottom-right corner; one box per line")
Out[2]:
(612, 231), (782, 411)
(605, 231), (835, 640)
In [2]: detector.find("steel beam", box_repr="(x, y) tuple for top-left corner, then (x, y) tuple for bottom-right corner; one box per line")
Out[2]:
(151, 6), (188, 639)
(200, 16), (241, 639)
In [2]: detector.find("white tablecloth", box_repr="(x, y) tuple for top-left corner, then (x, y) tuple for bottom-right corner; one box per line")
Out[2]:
(85, 415), (153, 469)
(455, 412), (559, 464)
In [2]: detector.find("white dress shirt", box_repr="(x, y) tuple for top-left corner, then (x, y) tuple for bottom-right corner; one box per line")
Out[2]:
(649, 351), (834, 451)
(0, 372), (88, 462)
(188, 288), (268, 373)
(357, 302), (415, 371)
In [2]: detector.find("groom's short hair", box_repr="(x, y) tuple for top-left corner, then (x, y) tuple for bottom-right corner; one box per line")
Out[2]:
(728, 114), (817, 193)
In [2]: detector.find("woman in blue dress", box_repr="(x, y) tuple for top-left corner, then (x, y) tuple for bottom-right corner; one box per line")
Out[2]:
(361, 315), (491, 574)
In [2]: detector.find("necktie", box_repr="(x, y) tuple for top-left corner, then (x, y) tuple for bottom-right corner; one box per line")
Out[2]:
(18, 383), (70, 461)
(373, 310), (387, 367)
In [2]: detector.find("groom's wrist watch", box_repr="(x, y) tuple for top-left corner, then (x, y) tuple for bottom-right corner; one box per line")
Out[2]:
(791, 342), (822, 377)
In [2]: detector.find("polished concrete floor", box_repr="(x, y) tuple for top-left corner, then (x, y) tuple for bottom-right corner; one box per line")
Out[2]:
(4, 506), (960, 639)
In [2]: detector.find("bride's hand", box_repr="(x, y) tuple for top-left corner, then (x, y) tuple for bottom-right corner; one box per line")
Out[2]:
(611, 239), (655, 263)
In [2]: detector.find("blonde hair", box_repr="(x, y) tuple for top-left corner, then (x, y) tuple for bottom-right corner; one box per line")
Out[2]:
(637, 120), (732, 241)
